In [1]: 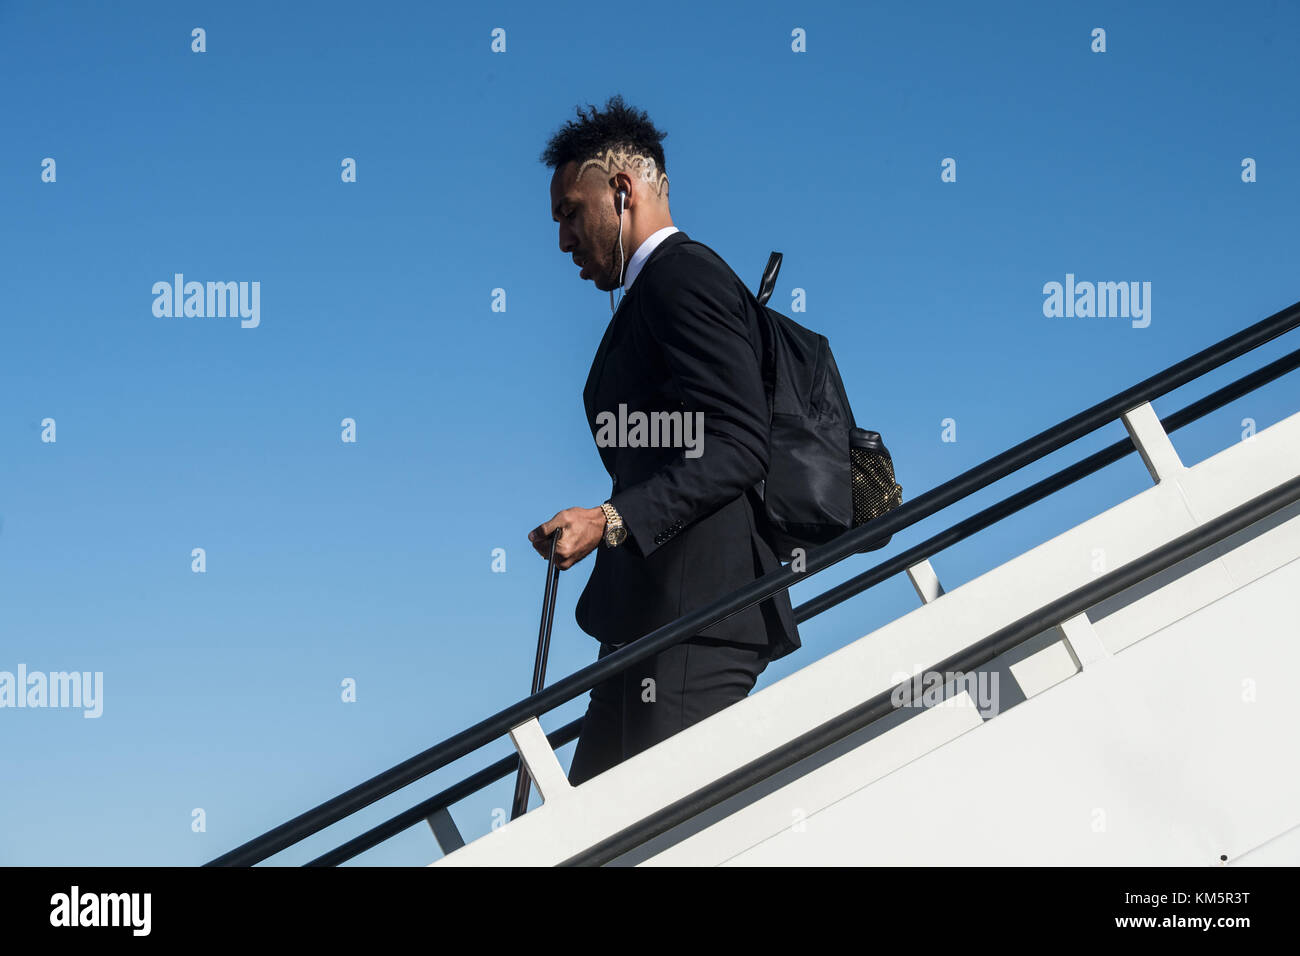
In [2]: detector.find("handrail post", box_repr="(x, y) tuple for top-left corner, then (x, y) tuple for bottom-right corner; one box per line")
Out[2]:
(1122, 402), (1185, 483)
(508, 718), (573, 807)
(426, 808), (465, 855)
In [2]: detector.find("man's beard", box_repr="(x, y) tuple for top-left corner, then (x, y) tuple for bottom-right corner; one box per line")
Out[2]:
(605, 224), (625, 290)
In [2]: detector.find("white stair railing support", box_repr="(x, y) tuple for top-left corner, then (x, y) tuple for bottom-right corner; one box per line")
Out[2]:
(906, 559), (946, 604)
(508, 718), (574, 805)
(426, 807), (466, 855)
(1122, 401), (1185, 483)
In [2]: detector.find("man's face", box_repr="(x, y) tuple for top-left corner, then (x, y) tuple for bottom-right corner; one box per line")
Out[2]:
(551, 161), (621, 292)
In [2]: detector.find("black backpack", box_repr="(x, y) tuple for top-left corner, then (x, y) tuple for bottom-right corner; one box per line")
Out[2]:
(742, 250), (903, 557)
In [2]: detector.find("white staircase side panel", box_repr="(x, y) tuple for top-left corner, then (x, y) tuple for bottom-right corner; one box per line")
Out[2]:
(433, 410), (1300, 867)
(643, 507), (1300, 866)
(720, 555), (1300, 866)
(627, 696), (984, 867)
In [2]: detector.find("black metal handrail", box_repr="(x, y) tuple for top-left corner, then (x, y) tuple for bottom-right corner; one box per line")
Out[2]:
(206, 299), (1300, 867)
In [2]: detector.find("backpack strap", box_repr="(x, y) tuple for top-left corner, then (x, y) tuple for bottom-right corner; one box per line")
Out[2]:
(757, 252), (782, 306)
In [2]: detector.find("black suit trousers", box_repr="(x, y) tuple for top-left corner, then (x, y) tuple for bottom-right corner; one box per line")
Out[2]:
(567, 635), (769, 787)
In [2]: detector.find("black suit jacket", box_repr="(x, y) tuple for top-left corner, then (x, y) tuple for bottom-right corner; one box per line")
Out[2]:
(574, 230), (801, 662)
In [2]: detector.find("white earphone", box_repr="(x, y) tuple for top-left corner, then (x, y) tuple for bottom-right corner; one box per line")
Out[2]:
(612, 188), (629, 313)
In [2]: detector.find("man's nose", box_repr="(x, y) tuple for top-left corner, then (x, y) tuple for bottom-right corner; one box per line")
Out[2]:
(558, 225), (578, 254)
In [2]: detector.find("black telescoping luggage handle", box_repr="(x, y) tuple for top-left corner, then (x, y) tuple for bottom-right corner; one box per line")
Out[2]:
(510, 528), (562, 820)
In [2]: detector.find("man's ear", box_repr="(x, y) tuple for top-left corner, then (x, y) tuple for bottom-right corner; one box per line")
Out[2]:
(610, 174), (634, 207)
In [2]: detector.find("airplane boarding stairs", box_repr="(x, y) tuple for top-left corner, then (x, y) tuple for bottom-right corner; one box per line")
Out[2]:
(206, 300), (1300, 868)
(438, 405), (1300, 866)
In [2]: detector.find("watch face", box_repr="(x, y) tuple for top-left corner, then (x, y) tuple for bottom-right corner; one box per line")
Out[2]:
(607, 525), (627, 546)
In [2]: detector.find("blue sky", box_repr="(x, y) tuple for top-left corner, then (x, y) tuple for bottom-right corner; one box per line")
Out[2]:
(1, 0), (1296, 866)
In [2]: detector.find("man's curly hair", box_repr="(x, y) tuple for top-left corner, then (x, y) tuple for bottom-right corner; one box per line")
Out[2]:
(540, 94), (670, 196)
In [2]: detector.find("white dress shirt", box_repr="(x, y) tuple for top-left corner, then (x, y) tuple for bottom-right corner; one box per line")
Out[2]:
(621, 225), (680, 292)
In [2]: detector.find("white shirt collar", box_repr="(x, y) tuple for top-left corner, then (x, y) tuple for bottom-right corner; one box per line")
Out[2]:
(622, 226), (680, 292)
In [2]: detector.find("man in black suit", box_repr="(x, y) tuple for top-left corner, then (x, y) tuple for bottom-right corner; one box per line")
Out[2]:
(529, 95), (799, 786)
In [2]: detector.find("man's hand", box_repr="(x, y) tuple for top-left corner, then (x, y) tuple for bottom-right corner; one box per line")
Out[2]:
(528, 506), (607, 570)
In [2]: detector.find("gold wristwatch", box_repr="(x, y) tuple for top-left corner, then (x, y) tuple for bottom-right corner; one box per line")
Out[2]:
(600, 501), (627, 548)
